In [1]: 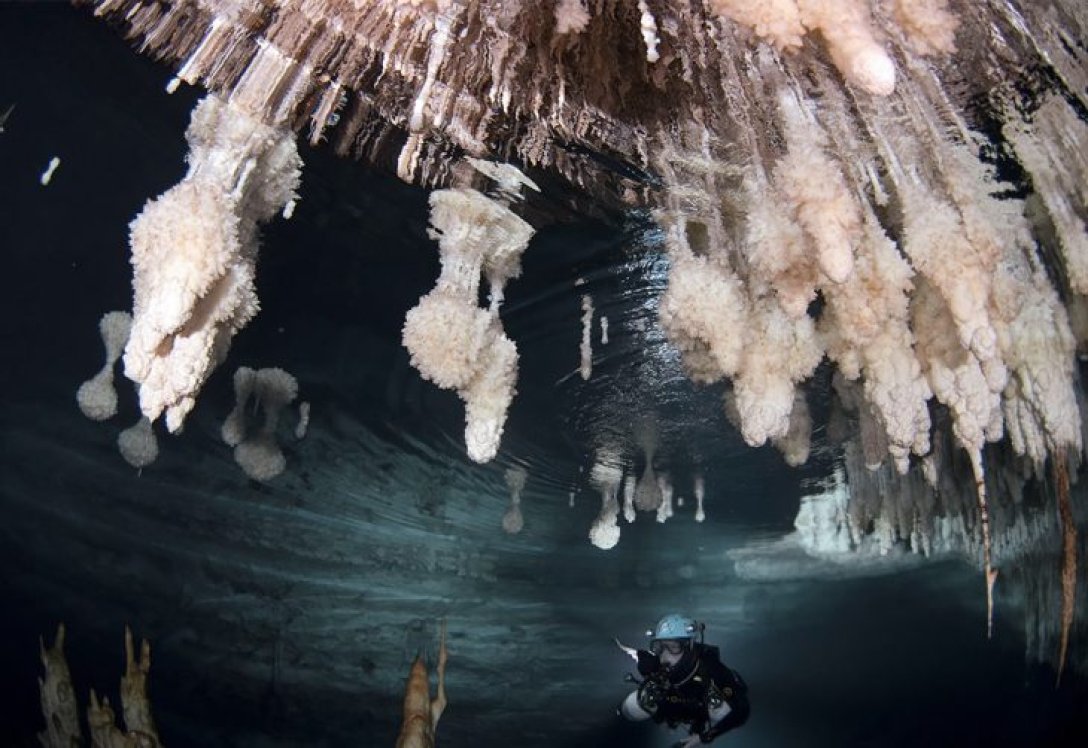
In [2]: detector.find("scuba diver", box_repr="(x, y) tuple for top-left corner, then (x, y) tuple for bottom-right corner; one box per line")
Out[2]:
(616, 614), (749, 746)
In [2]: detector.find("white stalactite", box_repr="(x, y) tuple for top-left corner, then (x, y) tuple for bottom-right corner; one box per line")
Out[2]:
(403, 171), (535, 463)
(124, 94), (301, 433)
(580, 294), (593, 380)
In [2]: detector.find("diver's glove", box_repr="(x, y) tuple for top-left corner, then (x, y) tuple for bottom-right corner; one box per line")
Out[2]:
(636, 649), (659, 676)
(699, 717), (731, 743)
(637, 677), (663, 713)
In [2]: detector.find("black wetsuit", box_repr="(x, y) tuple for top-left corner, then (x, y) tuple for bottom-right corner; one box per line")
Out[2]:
(636, 643), (750, 742)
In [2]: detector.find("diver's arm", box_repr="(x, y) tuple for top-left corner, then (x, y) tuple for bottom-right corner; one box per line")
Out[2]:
(698, 663), (750, 742)
(699, 687), (750, 742)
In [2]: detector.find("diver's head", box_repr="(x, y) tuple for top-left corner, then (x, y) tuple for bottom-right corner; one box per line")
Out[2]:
(647, 614), (702, 677)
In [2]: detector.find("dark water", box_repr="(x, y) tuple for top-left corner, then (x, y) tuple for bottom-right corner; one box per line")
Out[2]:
(1, 5), (1086, 748)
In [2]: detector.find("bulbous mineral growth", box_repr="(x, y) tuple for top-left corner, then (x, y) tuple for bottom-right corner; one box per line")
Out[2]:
(77, 311), (132, 421)
(589, 456), (624, 549)
(123, 95), (301, 433)
(402, 184), (535, 463)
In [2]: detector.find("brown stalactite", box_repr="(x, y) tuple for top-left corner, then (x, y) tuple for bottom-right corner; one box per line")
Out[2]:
(1054, 450), (1077, 687)
(972, 456), (998, 641)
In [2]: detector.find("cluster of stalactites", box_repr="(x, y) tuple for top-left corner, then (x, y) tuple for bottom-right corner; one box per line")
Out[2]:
(87, 0), (1087, 470)
(84, 0), (976, 211)
(38, 624), (163, 748)
(76, 311), (162, 470)
(588, 437), (706, 549)
(648, 0), (1088, 630)
(655, 33), (1085, 489)
(797, 430), (1032, 566)
(796, 424), (1084, 672)
(793, 443), (1013, 594)
(221, 366), (302, 481)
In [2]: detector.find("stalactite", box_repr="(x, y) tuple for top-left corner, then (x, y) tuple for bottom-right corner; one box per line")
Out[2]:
(77, 311), (132, 421)
(295, 401), (311, 440)
(772, 389), (813, 467)
(402, 164), (535, 462)
(118, 416), (159, 471)
(502, 466), (528, 535)
(1054, 450), (1077, 687)
(222, 367), (300, 481)
(579, 293), (594, 380)
(655, 472), (674, 524)
(589, 451), (623, 549)
(124, 94), (301, 433)
(633, 421), (662, 512)
(693, 473), (706, 523)
(970, 449), (999, 640)
(622, 475), (637, 523)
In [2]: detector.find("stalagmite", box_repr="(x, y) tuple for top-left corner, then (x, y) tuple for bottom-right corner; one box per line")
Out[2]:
(222, 367), (258, 448)
(87, 689), (132, 748)
(117, 626), (159, 743)
(395, 620), (447, 748)
(37, 624), (81, 748)
(38, 626), (162, 748)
